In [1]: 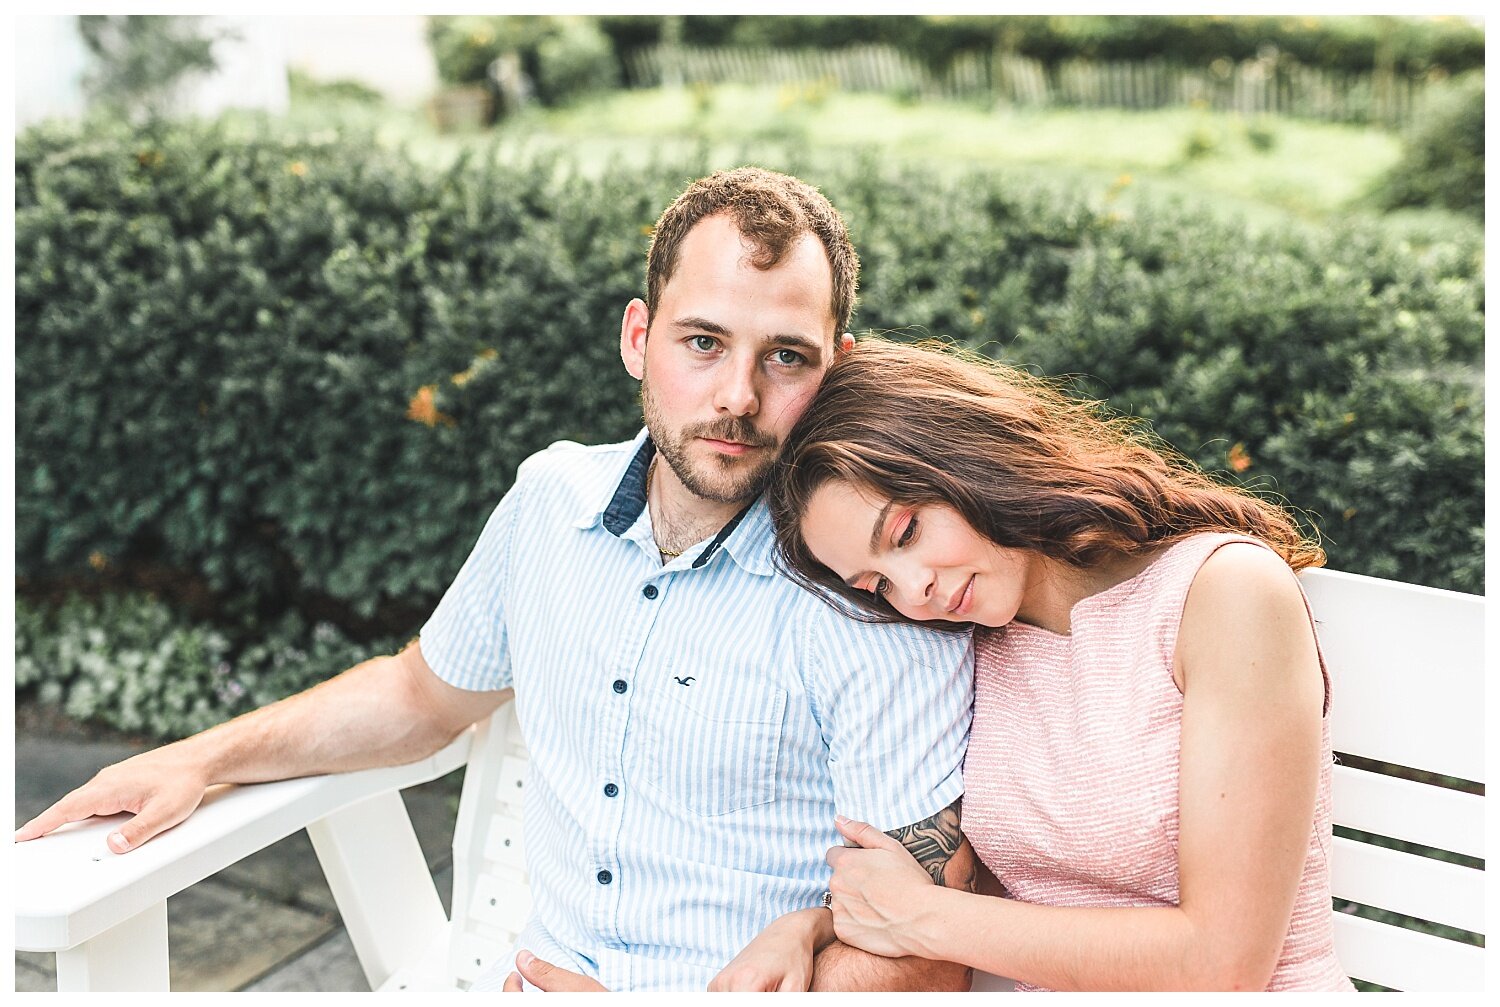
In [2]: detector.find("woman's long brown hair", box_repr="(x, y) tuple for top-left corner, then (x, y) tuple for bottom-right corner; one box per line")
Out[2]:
(768, 337), (1324, 626)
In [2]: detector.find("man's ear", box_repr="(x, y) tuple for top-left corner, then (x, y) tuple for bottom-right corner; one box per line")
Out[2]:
(621, 298), (650, 381)
(838, 332), (855, 353)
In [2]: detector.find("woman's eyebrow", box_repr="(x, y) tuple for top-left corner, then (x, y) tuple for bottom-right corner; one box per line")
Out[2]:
(869, 500), (897, 553)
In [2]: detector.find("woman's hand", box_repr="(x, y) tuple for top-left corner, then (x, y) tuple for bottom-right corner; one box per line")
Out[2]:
(825, 815), (939, 959)
(709, 907), (830, 991)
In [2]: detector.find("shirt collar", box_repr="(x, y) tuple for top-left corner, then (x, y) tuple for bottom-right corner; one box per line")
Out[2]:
(573, 429), (777, 578)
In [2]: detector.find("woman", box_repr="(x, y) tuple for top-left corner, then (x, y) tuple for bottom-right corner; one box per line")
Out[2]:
(764, 337), (1353, 991)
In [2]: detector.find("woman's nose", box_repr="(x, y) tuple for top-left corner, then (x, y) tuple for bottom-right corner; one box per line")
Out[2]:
(894, 564), (934, 610)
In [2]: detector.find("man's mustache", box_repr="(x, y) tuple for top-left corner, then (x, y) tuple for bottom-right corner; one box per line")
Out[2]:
(684, 417), (777, 450)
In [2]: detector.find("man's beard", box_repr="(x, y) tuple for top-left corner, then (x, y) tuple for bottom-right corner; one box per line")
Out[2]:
(641, 376), (780, 504)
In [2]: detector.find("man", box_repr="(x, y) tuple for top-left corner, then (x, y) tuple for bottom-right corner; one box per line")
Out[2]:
(16, 168), (976, 992)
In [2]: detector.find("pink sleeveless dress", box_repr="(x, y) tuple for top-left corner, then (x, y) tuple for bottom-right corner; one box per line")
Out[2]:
(962, 533), (1353, 991)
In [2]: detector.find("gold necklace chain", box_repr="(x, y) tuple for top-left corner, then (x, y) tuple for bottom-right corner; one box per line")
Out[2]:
(646, 457), (683, 559)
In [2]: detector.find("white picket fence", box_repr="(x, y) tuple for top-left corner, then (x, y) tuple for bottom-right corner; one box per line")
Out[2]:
(625, 45), (1434, 127)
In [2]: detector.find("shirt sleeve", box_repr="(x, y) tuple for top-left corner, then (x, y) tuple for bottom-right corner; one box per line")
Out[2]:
(419, 466), (532, 693)
(807, 609), (975, 833)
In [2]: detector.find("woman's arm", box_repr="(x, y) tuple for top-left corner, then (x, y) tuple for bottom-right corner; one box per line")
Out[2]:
(828, 544), (1327, 990)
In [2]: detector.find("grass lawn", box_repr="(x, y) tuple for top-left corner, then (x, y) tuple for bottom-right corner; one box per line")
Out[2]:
(533, 86), (1404, 224)
(262, 82), (1480, 242)
(272, 83), (1415, 233)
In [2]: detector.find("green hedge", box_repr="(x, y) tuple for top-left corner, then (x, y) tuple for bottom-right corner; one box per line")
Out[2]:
(428, 14), (619, 105)
(15, 591), (392, 739)
(15, 121), (1483, 670)
(16, 121), (666, 629)
(1371, 71), (1485, 220)
(595, 15), (1484, 80)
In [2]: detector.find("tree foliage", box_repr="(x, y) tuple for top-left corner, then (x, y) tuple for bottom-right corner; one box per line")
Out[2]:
(76, 15), (226, 121)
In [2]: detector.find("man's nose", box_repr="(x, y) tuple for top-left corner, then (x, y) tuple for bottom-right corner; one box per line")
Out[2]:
(714, 357), (760, 416)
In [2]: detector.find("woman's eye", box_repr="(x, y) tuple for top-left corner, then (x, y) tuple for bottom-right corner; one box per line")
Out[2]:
(872, 576), (890, 596)
(896, 514), (919, 547)
(691, 335), (717, 352)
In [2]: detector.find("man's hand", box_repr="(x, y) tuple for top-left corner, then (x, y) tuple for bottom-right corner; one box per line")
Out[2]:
(501, 950), (608, 992)
(710, 907), (831, 991)
(13, 746), (210, 854)
(15, 644), (505, 856)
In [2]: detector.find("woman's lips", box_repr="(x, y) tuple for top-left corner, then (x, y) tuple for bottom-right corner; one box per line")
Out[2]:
(949, 575), (976, 617)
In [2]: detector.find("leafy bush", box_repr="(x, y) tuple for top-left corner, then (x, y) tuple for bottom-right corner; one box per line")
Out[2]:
(14, 119), (1483, 683)
(825, 166), (1483, 593)
(597, 14), (1484, 80)
(1181, 124), (1221, 160)
(77, 14), (223, 121)
(287, 68), (385, 106)
(1370, 71), (1484, 220)
(15, 591), (396, 740)
(427, 15), (619, 107)
(427, 15), (519, 87)
(535, 18), (621, 106)
(1243, 117), (1278, 152)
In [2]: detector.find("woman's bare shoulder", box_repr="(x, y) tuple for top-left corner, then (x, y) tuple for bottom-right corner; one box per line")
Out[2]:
(1176, 541), (1319, 694)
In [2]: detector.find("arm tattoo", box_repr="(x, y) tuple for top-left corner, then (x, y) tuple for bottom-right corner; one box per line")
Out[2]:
(884, 797), (970, 888)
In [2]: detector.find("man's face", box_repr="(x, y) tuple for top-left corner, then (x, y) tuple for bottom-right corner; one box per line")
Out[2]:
(622, 214), (840, 504)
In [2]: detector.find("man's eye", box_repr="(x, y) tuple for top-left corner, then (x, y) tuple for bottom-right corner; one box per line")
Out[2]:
(897, 514), (919, 548)
(872, 576), (891, 596)
(691, 336), (718, 352)
(772, 349), (806, 366)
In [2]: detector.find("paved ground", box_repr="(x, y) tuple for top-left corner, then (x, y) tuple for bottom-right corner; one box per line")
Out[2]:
(14, 703), (462, 992)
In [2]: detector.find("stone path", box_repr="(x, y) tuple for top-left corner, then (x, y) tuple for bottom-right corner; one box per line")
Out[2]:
(14, 705), (461, 992)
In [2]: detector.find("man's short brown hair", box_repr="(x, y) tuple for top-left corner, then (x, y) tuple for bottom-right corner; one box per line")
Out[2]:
(645, 167), (859, 334)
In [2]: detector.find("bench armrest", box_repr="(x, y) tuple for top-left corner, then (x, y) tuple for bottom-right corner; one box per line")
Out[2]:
(14, 730), (474, 954)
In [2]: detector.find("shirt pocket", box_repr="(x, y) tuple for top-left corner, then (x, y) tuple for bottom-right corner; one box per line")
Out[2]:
(643, 670), (788, 817)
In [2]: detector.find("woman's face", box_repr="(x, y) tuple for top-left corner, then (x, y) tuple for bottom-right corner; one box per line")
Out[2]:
(800, 479), (1036, 628)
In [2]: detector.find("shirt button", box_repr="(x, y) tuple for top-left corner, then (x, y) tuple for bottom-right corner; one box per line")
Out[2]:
(642, 584), (659, 600)
(612, 679), (628, 694)
(597, 869), (613, 885)
(604, 782), (619, 798)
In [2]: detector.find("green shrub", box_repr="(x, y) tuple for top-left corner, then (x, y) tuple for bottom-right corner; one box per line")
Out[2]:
(826, 168), (1483, 593)
(427, 15), (518, 87)
(427, 15), (619, 107)
(1243, 117), (1278, 152)
(14, 120), (1483, 671)
(1370, 71), (1484, 220)
(287, 68), (384, 106)
(14, 591), (396, 740)
(597, 15), (1484, 80)
(15, 119), (672, 632)
(535, 18), (621, 106)
(1181, 124), (1221, 161)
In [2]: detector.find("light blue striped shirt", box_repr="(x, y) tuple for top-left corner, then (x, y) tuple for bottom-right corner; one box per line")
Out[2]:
(421, 430), (974, 991)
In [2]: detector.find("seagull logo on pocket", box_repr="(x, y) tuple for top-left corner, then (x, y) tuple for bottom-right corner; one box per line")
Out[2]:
(673, 676), (696, 687)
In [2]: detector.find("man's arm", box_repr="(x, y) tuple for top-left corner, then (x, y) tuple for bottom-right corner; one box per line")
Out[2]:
(809, 798), (977, 991)
(14, 640), (510, 852)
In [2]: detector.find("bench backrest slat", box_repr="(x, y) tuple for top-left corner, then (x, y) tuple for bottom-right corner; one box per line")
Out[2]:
(1330, 764), (1484, 859)
(1300, 568), (1484, 783)
(1331, 912), (1485, 993)
(1328, 836), (1484, 933)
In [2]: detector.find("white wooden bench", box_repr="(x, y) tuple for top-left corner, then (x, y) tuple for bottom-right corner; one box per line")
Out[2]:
(13, 568), (1485, 992)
